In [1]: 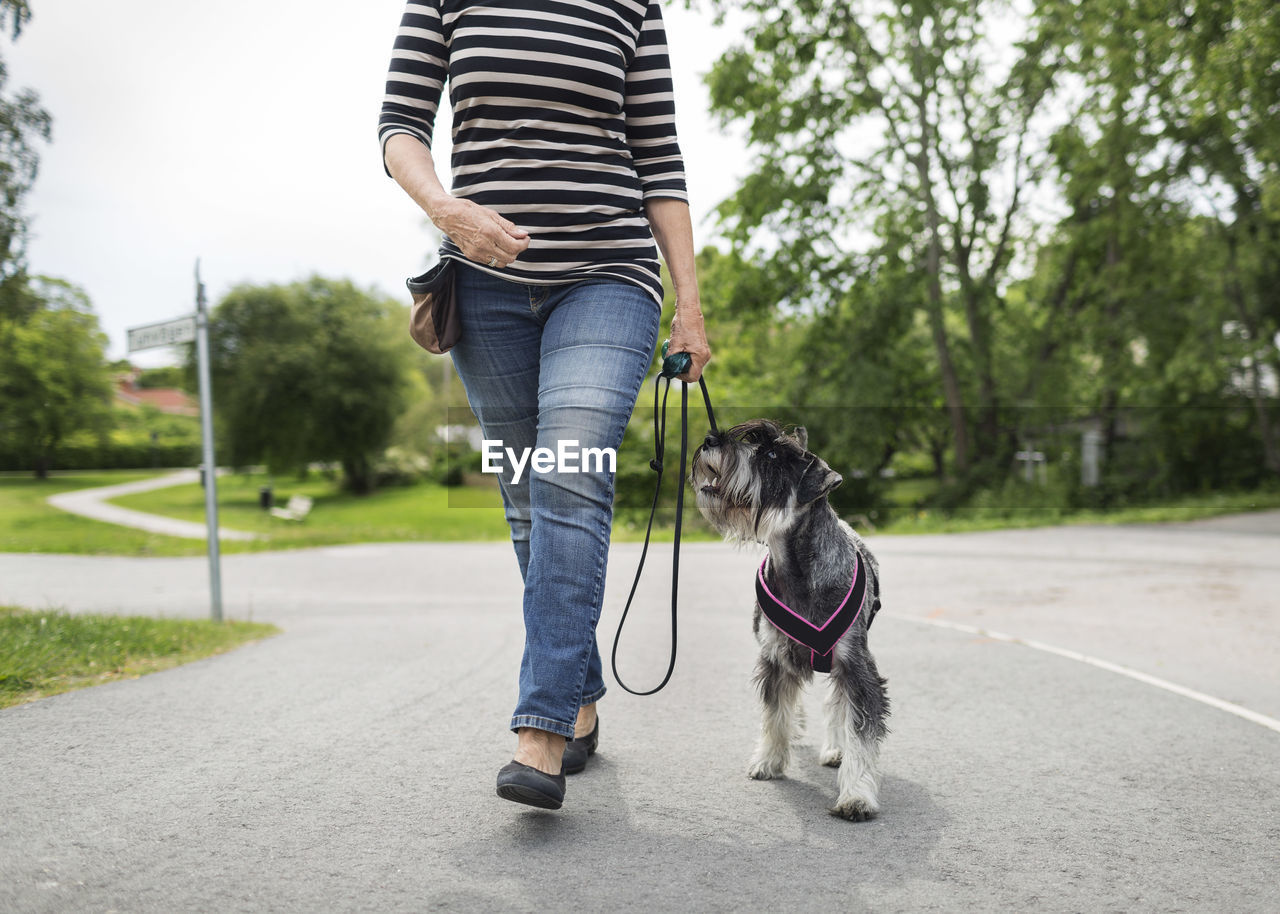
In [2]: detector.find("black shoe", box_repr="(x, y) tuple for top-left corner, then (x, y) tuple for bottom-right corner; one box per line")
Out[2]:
(562, 717), (599, 776)
(496, 760), (566, 810)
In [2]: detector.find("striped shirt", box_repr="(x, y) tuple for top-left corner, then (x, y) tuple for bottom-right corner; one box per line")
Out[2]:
(379, 0), (688, 306)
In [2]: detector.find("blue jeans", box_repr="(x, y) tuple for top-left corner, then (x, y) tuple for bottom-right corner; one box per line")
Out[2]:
(448, 260), (662, 740)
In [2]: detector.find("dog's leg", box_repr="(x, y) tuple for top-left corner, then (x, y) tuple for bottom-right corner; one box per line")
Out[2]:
(793, 700), (808, 744)
(818, 676), (844, 767)
(746, 644), (803, 780)
(829, 638), (889, 820)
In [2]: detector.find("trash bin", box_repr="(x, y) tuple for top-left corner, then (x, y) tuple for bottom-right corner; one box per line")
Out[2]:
(259, 486), (274, 510)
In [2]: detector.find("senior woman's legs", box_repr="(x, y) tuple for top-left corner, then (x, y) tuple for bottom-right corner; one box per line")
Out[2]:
(447, 263), (660, 776)
(447, 264), (540, 570)
(513, 278), (660, 739)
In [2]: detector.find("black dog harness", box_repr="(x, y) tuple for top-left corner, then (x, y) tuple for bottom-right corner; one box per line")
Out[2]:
(755, 554), (867, 673)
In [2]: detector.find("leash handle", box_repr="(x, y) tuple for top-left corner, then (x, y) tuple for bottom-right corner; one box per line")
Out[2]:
(661, 339), (691, 378)
(659, 340), (718, 435)
(611, 354), (715, 696)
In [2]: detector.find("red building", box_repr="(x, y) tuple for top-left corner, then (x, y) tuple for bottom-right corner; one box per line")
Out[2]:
(114, 369), (199, 417)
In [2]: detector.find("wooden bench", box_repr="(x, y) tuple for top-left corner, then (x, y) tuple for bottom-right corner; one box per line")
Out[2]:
(270, 494), (313, 522)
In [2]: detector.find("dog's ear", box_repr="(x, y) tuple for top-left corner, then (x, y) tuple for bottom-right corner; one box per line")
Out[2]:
(791, 426), (808, 450)
(797, 456), (842, 505)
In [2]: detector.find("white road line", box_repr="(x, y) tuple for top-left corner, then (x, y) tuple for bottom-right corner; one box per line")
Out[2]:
(897, 614), (1280, 736)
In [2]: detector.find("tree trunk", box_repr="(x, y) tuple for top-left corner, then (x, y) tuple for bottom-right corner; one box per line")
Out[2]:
(924, 297), (969, 475)
(1246, 365), (1280, 476)
(910, 34), (970, 474)
(959, 271), (998, 462)
(872, 440), (897, 477)
(925, 427), (947, 480)
(1018, 249), (1080, 403)
(1099, 233), (1124, 458)
(1225, 228), (1280, 476)
(342, 455), (374, 495)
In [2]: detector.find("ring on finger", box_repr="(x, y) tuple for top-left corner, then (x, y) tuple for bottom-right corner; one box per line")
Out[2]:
(488, 255), (499, 267)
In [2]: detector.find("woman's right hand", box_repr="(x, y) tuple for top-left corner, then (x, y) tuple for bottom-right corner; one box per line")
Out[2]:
(427, 195), (530, 269)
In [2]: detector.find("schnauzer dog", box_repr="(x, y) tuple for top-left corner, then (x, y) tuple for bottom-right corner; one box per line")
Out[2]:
(691, 419), (889, 820)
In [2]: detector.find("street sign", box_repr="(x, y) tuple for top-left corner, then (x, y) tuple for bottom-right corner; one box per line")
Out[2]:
(192, 262), (223, 622)
(127, 315), (196, 352)
(124, 269), (223, 622)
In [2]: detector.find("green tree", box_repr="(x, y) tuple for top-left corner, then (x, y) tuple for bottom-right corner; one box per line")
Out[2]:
(0, 277), (115, 477)
(195, 276), (416, 494)
(135, 365), (185, 389)
(0, 1), (31, 39)
(704, 0), (1058, 484)
(0, 0), (50, 299)
(1172, 0), (1280, 474)
(688, 243), (938, 516)
(1026, 0), (1188, 469)
(1033, 0), (1280, 485)
(701, 0), (1280, 507)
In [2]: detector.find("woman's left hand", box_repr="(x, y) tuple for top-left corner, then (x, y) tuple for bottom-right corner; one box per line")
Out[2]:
(668, 302), (711, 383)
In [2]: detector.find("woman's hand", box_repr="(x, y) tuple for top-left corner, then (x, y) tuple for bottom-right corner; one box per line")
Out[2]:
(668, 301), (711, 383)
(642, 198), (710, 382)
(427, 195), (530, 268)
(383, 137), (528, 267)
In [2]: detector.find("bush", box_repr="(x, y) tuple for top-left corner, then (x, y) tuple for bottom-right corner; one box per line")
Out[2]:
(135, 366), (187, 389)
(0, 400), (204, 473)
(374, 446), (432, 487)
(613, 419), (661, 511)
(430, 442), (482, 487)
(0, 434), (201, 471)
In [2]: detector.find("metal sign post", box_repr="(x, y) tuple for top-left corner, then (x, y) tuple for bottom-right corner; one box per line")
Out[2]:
(194, 260), (224, 622)
(125, 259), (223, 623)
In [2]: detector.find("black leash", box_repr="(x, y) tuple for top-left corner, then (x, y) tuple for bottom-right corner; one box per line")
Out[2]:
(611, 348), (718, 696)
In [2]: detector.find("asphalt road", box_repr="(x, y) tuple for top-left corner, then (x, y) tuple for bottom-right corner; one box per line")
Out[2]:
(1, 512), (1278, 912)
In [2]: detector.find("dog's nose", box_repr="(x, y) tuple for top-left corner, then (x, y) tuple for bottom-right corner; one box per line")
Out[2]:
(703, 432), (722, 449)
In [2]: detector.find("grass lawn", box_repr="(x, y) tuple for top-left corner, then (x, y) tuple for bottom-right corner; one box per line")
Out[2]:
(0, 471), (215, 556)
(0, 469), (719, 555)
(3, 468), (1278, 557)
(108, 469), (724, 550)
(0, 605), (280, 710)
(106, 470), (1280, 540)
(108, 470), (517, 553)
(877, 485), (1280, 534)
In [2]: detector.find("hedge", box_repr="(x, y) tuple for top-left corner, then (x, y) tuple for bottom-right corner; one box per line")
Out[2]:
(0, 441), (202, 472)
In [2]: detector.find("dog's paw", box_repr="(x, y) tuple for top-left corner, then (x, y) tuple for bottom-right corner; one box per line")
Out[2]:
(829, 793), (880, 822)
(818, 747), (842, 767)
(746, 756), (786, 780)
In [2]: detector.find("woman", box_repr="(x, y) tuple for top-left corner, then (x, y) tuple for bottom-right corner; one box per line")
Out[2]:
(379, 0), (710, 809)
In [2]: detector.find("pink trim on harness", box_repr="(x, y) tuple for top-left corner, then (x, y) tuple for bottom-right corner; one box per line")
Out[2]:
(755, 553), (867, 671)
(756, 555), (860, 632)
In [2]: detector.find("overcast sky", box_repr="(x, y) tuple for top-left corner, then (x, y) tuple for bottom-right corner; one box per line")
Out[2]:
(3, 1), (750, 366)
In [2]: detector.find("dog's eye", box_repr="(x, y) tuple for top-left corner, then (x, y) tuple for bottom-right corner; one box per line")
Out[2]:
(765, 449), (777, 460)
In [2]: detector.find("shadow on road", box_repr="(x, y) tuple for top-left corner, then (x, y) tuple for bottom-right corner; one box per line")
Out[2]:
(430, 761), (946, 911)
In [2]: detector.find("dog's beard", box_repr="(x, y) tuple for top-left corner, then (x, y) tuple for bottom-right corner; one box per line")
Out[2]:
(691, 450), (795, 545)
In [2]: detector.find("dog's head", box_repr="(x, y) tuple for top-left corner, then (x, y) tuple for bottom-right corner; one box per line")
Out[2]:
(690, 418), (842, 544)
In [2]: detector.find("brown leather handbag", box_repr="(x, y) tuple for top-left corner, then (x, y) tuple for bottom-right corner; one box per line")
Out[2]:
(406, 258), (460, 354)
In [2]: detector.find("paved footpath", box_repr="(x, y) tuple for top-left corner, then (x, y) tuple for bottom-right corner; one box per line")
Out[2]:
(1, 512), (1278, 913)
(45, 469), (260, 540)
